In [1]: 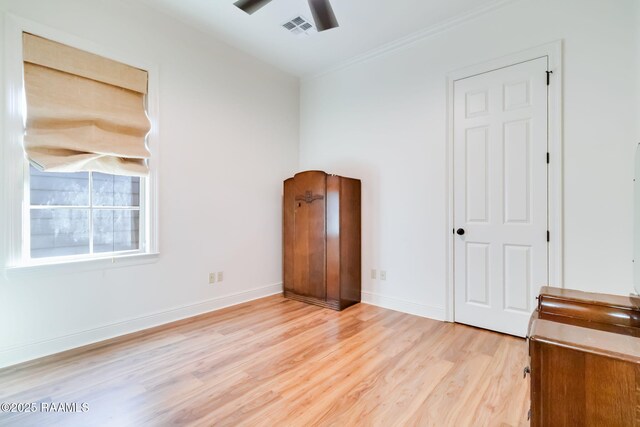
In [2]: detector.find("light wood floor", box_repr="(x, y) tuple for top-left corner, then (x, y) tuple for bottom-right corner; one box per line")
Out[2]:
(0, 295), (530, 426)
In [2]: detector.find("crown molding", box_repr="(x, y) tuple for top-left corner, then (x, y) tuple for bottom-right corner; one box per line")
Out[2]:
(303, 0), (520, 82)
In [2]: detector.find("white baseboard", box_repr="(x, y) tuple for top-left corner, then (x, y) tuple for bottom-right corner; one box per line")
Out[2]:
(0, 283), (283, 369)
(361, 291), (446, 321)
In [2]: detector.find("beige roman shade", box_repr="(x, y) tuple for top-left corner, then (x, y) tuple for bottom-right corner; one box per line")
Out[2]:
(22, 33), (151, 176)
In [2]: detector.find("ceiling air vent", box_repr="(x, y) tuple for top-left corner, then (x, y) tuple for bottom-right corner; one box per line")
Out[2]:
(282, 16), (315, 36)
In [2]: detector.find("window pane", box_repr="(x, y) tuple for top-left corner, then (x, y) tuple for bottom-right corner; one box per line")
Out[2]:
(92, 173), (140, 207)
(30, 166), (89, 206)
(93, 210), (140, 253)
(30, 209), (90, 258)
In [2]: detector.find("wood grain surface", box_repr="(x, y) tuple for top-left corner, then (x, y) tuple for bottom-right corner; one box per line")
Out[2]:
(292, 171), (327, 300)
(529, 286), (640, 426)
(284, 171), (361, 310)
(0, 296), (529, 426)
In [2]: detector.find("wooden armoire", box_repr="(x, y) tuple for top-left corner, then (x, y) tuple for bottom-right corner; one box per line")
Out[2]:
(283, 171), (361, 311)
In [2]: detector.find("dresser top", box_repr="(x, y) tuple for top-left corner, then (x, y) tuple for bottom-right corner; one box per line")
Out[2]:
(529, 318), (640, 364)
(539, 286), (640, 311)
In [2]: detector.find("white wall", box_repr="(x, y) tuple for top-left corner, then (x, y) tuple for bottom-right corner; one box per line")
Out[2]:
(634, 0), (640, 295)
(300, 0), (638, 318)
(0, 0), (299, 367)
(637, 1), (640, 159)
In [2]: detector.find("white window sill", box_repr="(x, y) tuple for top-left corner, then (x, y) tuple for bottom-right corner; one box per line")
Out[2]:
(3, 252), (160, 279)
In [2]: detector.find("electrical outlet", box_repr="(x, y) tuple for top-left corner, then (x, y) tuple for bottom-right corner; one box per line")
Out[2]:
(209, 273), (216, 284)
(380, 271), (387, 281)
(217, 271), (224, 282)
(371, 269), (377, 279)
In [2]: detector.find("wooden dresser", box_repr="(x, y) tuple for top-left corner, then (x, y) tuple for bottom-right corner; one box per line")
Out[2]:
(527, 286), (640, 426)
(283, 171), (361, 311)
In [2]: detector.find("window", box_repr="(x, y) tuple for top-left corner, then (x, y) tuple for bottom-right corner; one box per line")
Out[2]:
(2, 23), (158, 270)
(28, 166), (143, 260)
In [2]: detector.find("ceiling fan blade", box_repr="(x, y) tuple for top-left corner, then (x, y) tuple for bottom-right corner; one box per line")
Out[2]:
(307, 0), (339, 32)
(234, 0), (273, 14)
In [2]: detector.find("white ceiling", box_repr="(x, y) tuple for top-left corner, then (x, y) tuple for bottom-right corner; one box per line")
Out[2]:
(138, 0), (509, 77)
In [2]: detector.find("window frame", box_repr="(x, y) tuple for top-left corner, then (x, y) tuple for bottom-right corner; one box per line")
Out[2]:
(3, 14), (159, 274)
(24, 165), (146, 262)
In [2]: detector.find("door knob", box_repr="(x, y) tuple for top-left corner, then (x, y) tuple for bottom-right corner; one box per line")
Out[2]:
(456, 228), (465, 236)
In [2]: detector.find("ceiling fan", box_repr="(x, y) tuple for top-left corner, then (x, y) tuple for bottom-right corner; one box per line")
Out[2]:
(234, 0), (339, 32)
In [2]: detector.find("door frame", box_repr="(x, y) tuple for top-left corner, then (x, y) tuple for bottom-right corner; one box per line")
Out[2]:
(445, 41), (563, 323)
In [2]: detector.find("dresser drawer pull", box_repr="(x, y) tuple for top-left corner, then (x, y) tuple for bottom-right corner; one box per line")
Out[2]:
(523, 366), (531, 378)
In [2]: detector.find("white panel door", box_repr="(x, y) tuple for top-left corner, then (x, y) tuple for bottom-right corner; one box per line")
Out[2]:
(453, 57), (548, 337)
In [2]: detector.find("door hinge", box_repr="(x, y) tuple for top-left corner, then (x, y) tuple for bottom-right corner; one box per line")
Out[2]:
(547, 230), (550, 242)
(546, 70), (553, 86)
(546, 152), (550, 164)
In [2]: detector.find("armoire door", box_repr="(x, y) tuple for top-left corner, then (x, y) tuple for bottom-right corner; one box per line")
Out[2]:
(292, 171), (326, 300)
